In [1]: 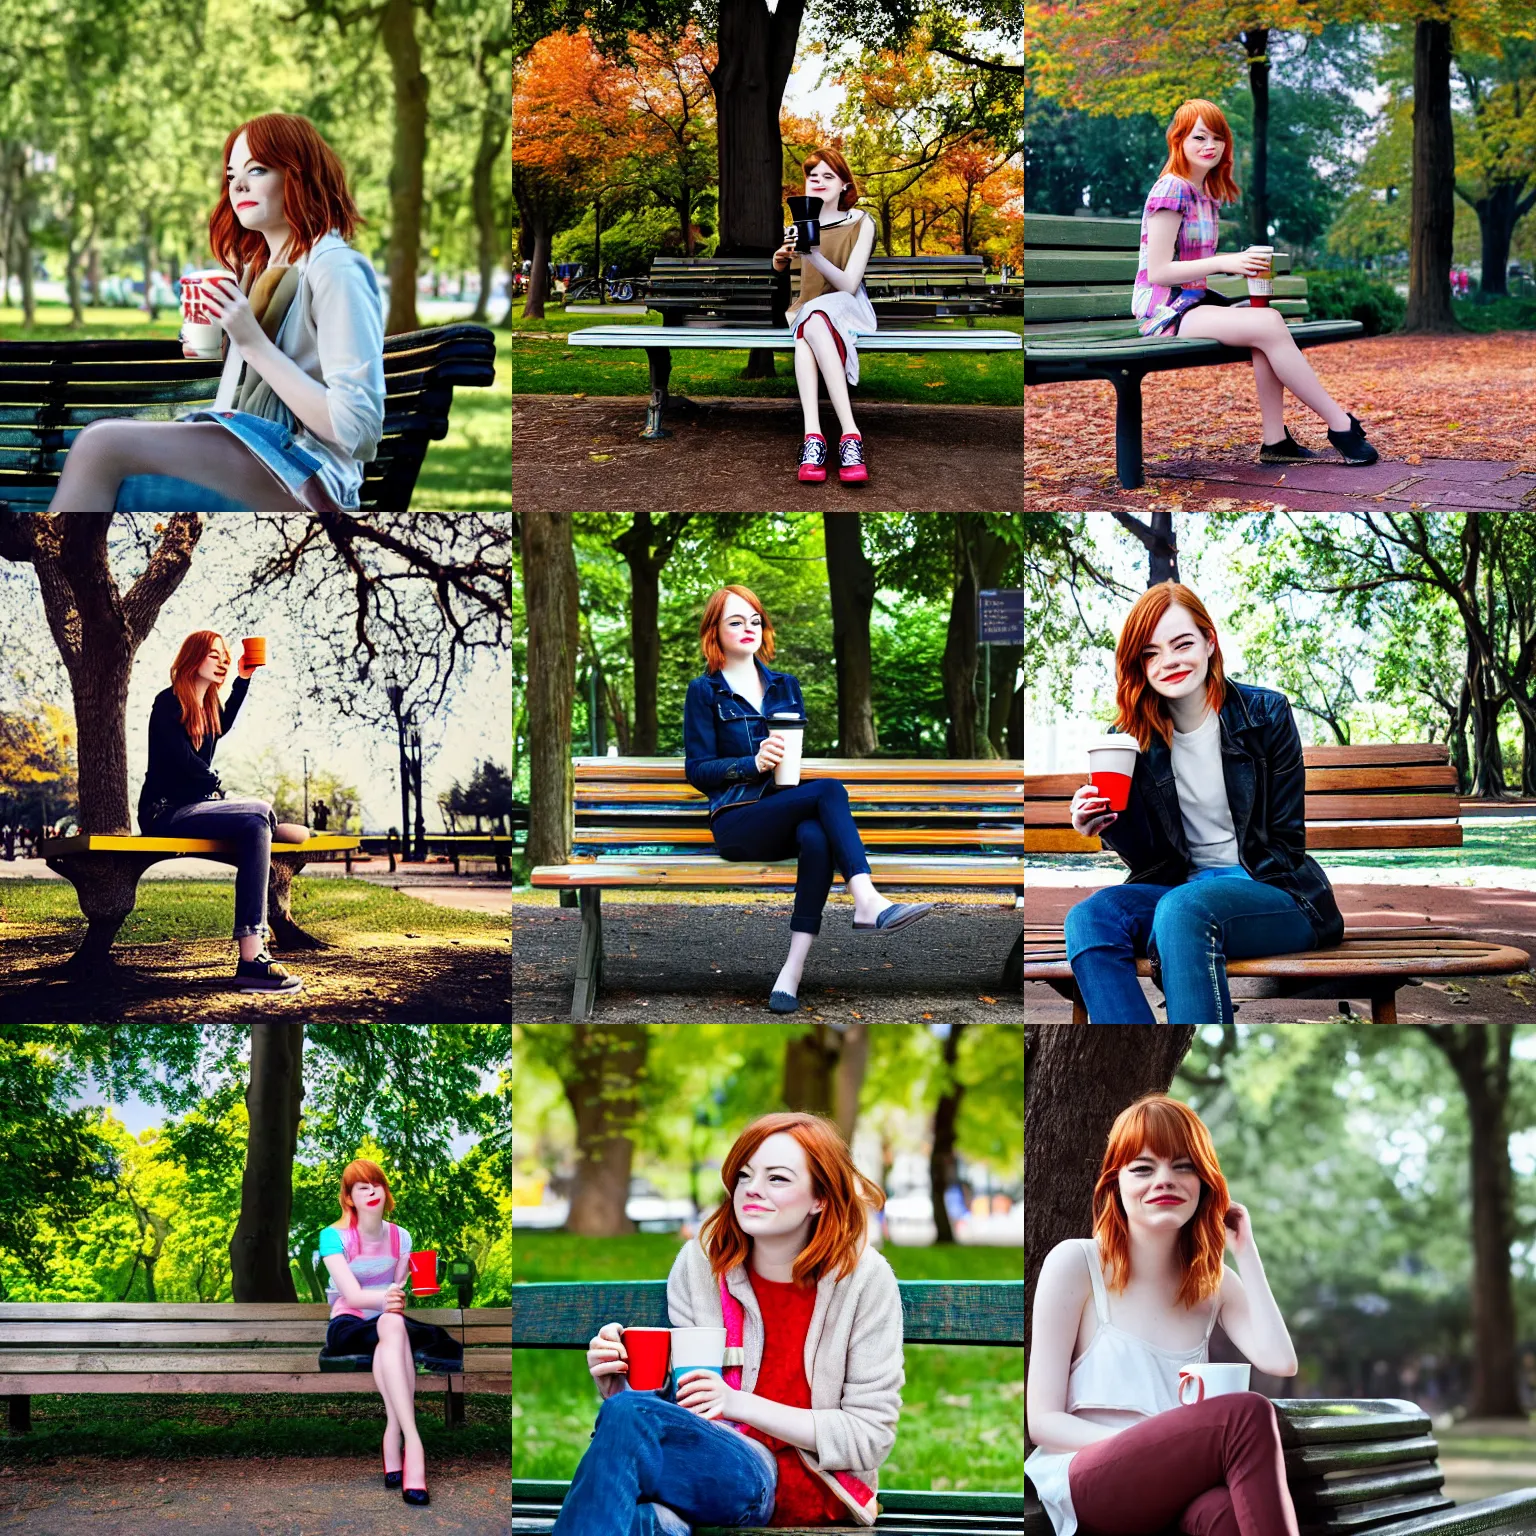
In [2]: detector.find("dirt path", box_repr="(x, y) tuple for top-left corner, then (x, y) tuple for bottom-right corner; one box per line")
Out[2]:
(0, 1455), (507, 1534)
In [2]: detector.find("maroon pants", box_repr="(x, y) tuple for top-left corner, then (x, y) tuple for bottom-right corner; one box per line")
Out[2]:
(1068, 1394), (1300, 1536)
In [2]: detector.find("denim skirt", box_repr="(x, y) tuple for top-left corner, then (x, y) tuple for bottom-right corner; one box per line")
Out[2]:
(112, 412), (326, 511)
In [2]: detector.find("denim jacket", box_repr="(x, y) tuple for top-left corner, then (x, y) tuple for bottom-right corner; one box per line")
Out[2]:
(683, 661), (807, 818)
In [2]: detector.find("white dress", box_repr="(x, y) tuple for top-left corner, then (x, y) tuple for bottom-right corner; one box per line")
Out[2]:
(1025, 1238), (1220, 1536)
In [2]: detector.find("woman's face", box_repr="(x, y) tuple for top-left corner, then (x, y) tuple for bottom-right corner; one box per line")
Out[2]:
(718, 593), (763, 661)
(227, 130), (286, 232)
(805, 159), (845, 211)
(1117, 1144), (1203, 1234)
(1182, 116), (1224, 172)
(734, 1131), (823, 1240)
(349, 1181), (388, 1217)
(1140, 602), (1214, 703)
(194, 639), (232, 688)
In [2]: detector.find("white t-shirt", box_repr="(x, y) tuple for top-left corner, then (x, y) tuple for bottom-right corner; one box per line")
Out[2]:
(1170, 709), (1240, 869)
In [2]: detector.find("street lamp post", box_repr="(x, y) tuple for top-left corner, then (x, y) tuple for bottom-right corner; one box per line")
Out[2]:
(303, 752), (310, 827)
(385, 678), (411, 861)
(409, 722), (425, 860)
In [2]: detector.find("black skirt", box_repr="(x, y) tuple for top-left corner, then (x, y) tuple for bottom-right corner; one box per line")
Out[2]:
(326, 1312), (464, 1362)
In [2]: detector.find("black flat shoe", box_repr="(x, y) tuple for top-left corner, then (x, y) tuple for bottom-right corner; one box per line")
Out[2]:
(1257, 428), (1323, 464)
(1326, 412), (1379, 465)
(403, 1487), (430, 1506)
(769, 990), (801, 1014)
(384, 1471), (403, 1490)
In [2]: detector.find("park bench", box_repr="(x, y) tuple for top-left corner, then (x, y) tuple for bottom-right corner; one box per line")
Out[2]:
(569, 255), (1022, 438)
(1023, 743), (1532, 1023)
(40, 831), (362, 971)
(0, 323), (497, 511)
(0, 1300), (511, 1434)
(529, 757), (1025, 1020)
(1027, 1396), (1536, 1536)
(512, 1276), (1025, 1534)
(1023, 213), (1365, 489)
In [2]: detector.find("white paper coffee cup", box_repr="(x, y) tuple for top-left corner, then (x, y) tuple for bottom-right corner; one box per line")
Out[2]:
(1085, 733), (1140, 812)
(669, 1325), (727, 1395)
(1246, 246), (1275, 306)
(1178, 1363), (1251, 1404)
(770, 712), (806, 786)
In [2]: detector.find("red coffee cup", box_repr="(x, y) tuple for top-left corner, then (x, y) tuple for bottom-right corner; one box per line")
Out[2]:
(621, 1327), (671, 1391)
(1085, 733), (1141, 813)
(408, 1250), (439, 1295)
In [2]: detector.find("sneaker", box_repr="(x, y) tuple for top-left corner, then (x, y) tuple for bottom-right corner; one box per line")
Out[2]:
(235, 952), (303, 993)
(838, 433), (868, 483)
(797, 433), (828, 482)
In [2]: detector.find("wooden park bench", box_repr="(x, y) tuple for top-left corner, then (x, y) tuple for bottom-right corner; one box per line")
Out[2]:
(0, 323), (497, 511)
(0, 1300), (511, 1434)
(1028, 1396), (1536, 1536)
(1023, 212), (1365, 489)
(1024, 743), (1532, 1023)
(570, 255), (1022, 439)
(530, 757), (1025, 1019)
(513, 1276), (1025, 1534)
(40, 831), (362, 971)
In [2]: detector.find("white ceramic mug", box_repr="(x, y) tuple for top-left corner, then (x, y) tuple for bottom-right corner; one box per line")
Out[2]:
(180, 321), (223, 360)
(769, 713), (806, 787)
(1178, 1363), (1251, 1405)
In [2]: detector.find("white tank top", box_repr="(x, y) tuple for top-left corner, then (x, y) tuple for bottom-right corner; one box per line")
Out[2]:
(1025, 1238), (1220, 1536)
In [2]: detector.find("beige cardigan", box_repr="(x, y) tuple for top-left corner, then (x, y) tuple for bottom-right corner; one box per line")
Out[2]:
(662, 1234), (905, 1525)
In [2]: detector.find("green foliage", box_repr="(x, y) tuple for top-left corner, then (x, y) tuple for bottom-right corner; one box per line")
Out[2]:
(1451, 294), (1536, 332)
(553, 206), (715, 274)
(1293, 270), (1407, 335)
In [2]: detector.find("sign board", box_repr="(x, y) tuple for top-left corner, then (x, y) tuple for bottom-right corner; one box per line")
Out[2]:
(978, 588), (1025, 645)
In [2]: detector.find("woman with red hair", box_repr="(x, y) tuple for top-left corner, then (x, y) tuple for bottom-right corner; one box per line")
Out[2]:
(46, 113), (385, 513)
(772, 148), (878, 484)
(1133, 99), (1378, 468)
(683, 585), (930, 1014)
(557, 1112), (903, 1534)
(1062, 581), (1342, 1023)
(1027, 1095), (1300, 1536)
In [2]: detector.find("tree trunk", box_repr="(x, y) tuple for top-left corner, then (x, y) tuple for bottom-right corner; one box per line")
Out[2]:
(834, 1021), (869, 1145)
(988, 643), (1023, 756)
(929, 1023), (966, 1245)
(611, 514), (692, 756)
(1422, 1025), (1523, 1417)
(782, 1023), (873, 1138)
(1472, 182), (1532, 299)
(520, 511), (580, 866)
(230, 1022), (305, 1302)
(523, 217), (551, 320)
(1244, 30), (1271, 248)
(380, 0), (428, 336)
(594, 191), (603, 305)
(824, 512), (879, 755)
(563, 1025), (648, 1236)
(942, 518), (1012, 758)
(1006, 677), (1024, 759)
(1405, 19), (1459, 333)
(468, 69), (508, 325)
(1024, 1024), (1196, 1425)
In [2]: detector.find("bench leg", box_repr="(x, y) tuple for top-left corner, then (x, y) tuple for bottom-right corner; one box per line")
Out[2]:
(1003, 928), (1023, 991)
(1370, 990), (1400, 1024)
(8, 1394), (29, 1433)
(1109, 369), (1146, 489)
(267, 855), (326, 952)
(44, 853), (158, 973)
(642, 348), (673, 440)
(571, 887), (604, 1020)
(444, 1377), (464, 1429)
(1071, 982), (1087, 1025)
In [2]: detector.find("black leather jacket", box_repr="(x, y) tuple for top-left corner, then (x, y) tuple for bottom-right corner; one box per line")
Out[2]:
(1098, 680), (1344, 948)
(683, 660), (807, 818)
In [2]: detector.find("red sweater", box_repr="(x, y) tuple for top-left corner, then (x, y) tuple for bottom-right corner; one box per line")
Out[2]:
(742, 1270), (848, 1527)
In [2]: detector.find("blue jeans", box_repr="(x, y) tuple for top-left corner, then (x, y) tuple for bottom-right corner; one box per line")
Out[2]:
(711, 778), (873, 935)
(552, 1390), (778, 1536)
(152, 796), (276, 940)
(1064, 866), (1318, 1024)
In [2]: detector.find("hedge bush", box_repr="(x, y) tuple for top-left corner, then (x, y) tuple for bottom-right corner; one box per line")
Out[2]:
(1295, 271), (1406, 335)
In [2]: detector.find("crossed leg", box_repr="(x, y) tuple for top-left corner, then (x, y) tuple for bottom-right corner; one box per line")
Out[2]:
(46, 420), (310, 512)
(373, 1311), (426, 1489)
(1176, 304), (1351, 432)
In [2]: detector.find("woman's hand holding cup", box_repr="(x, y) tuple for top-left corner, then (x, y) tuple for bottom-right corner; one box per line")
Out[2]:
(586, 1322), (629, 1393)
(772, 224), (798, 270)
(755, 735), (786, 774)
(382, 1283), (406, 1315)
(1070, 783), (1118, 836)
(1224, 250), (1268, 279)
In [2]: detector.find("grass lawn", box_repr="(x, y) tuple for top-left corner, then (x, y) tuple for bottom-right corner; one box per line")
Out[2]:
(511, 305), (1024, 408)
(0, 304), (509, 510)
(0, 1391), (509, 1463)
(512, 1233), (1023, 1492)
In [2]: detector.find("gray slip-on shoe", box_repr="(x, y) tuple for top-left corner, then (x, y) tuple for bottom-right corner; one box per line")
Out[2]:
(852, 901), (934, 933)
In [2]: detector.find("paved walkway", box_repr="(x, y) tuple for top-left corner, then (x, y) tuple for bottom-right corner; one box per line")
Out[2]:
(1153, 455), (1536, 511)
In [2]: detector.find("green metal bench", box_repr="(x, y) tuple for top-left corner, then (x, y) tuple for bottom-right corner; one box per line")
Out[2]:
(513, 1276), (1025, 1534)
(1023, 212), (1364, 489)
(1026, 1397), (1536, 1536)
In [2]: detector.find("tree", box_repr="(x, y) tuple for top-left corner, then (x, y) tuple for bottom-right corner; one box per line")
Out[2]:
(824, 513), (879, 755)
(782, 1022), (870, 1142)
(611, 514), (695, 755)
(929, 1021), (965, 1244)
(1453, 37), (1536, 298)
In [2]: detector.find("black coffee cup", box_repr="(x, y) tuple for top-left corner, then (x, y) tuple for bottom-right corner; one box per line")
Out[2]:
(786, 196), (821, 250)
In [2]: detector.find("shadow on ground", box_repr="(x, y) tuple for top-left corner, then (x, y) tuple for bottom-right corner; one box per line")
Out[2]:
(0, 1455), (508, 1535)
(0, 929), (513, 1024)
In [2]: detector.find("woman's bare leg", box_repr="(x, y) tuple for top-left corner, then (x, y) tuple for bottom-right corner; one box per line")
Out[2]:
(46, 420), (310, 512)
(846, 872), (892, 924)
(794, 337), (823, 437)
(373, 1354), (404, 1473)
(800, 319), (859, 436)
(1250, 348), (1287, 441)
(1177, 306), (1351, 431)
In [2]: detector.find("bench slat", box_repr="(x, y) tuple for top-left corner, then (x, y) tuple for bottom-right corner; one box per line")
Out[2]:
(0, 1372), (509, 1395)
(573, 826), (1020, 849)
(569, 326), (1021, 352)
(531, 856), (1024, 887)
(0, 1303), (508, 1322)
(574, 759), (1023, 784)
(42, 834), (360, 855)
(1026, 795), (1457, 826)
(576, 785), (1021, 806)
(1026, 824), (1463, 855)
(0, 1349), (512, 1372)
(1, 1323), (509, 1345)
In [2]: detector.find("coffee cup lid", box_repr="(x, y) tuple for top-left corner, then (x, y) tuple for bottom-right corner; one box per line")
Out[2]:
(1087, 733), (1140, 754)
(770, 712), (806, 725)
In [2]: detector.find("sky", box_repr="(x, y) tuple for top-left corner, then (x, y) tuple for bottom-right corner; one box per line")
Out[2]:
(2, 515), (510, 832)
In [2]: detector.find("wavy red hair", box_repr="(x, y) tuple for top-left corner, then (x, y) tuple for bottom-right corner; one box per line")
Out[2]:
(802, 146), (859, 210)
(1093, 1095), (1229, 1307)
(1113, 581), (1227, 752)
(1158, 99), (1242, 206)
(699, 585), (776, 673)
(209, 113), (364, 285)
(169, 630), (231, 750)
(337, 1158), (397, 1230)
(698, 1112), (885, 1286)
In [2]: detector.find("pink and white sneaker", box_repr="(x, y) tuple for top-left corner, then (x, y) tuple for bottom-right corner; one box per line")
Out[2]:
(838, 433), (868, 483)
(798, 433), (828, 482)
